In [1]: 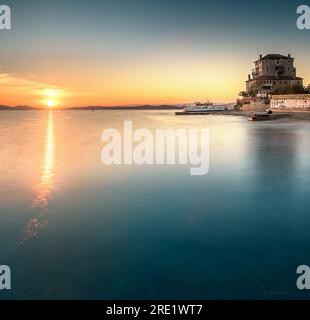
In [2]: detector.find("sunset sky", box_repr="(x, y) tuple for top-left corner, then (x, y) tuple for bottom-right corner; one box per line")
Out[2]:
(1, 0), (310, 107)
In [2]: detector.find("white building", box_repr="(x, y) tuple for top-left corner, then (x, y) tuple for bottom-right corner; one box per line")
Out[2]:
(270, 94), (310, 111)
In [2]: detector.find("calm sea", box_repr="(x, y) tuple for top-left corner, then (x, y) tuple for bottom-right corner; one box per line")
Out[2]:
(1, 110), (310, 299)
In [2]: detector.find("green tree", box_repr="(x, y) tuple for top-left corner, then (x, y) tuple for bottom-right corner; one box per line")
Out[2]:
(272, 85), (306, 95)
(238, 91), (249, 98)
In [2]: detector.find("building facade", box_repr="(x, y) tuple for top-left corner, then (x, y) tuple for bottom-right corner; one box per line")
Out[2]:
(246, 54), (303, 94)
(270, 94), (310, 111)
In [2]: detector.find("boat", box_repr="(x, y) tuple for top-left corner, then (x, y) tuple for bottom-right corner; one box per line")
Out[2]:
(248, 110), (281, 122)
(175, 101), (225, 115)
(248, 113), (270, 121)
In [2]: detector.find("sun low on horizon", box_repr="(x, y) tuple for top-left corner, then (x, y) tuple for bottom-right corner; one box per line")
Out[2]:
(46, 99), (56, 108)
(1, 0), (310, 108)
(44, 89), (60, 108)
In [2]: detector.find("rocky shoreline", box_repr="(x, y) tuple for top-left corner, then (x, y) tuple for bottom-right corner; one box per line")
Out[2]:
(223, 110), (310, 121)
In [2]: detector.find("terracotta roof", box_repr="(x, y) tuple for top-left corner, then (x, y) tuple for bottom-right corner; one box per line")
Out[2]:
(271, 94), (310, 99)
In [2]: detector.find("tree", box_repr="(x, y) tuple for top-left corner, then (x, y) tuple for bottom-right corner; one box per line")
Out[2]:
(248, 89), (258, 97)
(272, 85), (307, 95)
(239, 89), (257, 98)
(238, 91), (249, 98)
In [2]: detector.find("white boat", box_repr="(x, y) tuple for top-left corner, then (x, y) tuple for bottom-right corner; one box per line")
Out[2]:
(183, 102), (224, 113)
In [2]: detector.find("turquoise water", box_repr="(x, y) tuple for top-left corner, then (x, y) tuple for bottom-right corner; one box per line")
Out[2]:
(1, 110), (310, 299)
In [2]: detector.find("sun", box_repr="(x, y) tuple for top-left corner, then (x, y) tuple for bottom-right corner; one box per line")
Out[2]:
(43, 89), (60, 108)
(47, 99), (56, 108)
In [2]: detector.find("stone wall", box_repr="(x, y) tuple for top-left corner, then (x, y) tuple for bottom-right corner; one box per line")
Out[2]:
(270, 94), (310, 111)
(241, 101), (269, 112)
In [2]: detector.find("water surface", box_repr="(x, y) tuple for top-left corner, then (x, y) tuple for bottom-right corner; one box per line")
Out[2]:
(1, 110), (310, 299)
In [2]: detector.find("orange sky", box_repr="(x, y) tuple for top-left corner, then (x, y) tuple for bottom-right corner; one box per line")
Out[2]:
(1, 1), (310, 108)
(1, 52), (309, 108)
(0, 56), (250, 108)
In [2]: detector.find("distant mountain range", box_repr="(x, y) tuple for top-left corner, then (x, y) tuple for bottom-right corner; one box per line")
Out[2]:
(0, 105), (38, 110)
(0, 105), (182, 110)
(67, 105), (182, 110)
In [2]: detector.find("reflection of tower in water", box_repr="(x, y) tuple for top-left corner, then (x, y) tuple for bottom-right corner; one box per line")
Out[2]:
(248, 126), (298, 195)
(21, 111), (55, 241)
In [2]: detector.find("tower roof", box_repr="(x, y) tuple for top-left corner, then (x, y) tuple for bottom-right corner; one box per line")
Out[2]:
(255, 54), (292, 62)
(263, 54), (291, 60)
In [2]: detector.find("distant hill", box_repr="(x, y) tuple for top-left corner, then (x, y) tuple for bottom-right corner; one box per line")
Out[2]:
(0, 105), (38, 110)
(66, 105), (182, 110)
(0, 105), (182, 110)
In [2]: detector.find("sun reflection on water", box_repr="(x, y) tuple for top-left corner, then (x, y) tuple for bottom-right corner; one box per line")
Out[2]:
(21, 111), (55, 241)
(32, 111), (55, 208)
